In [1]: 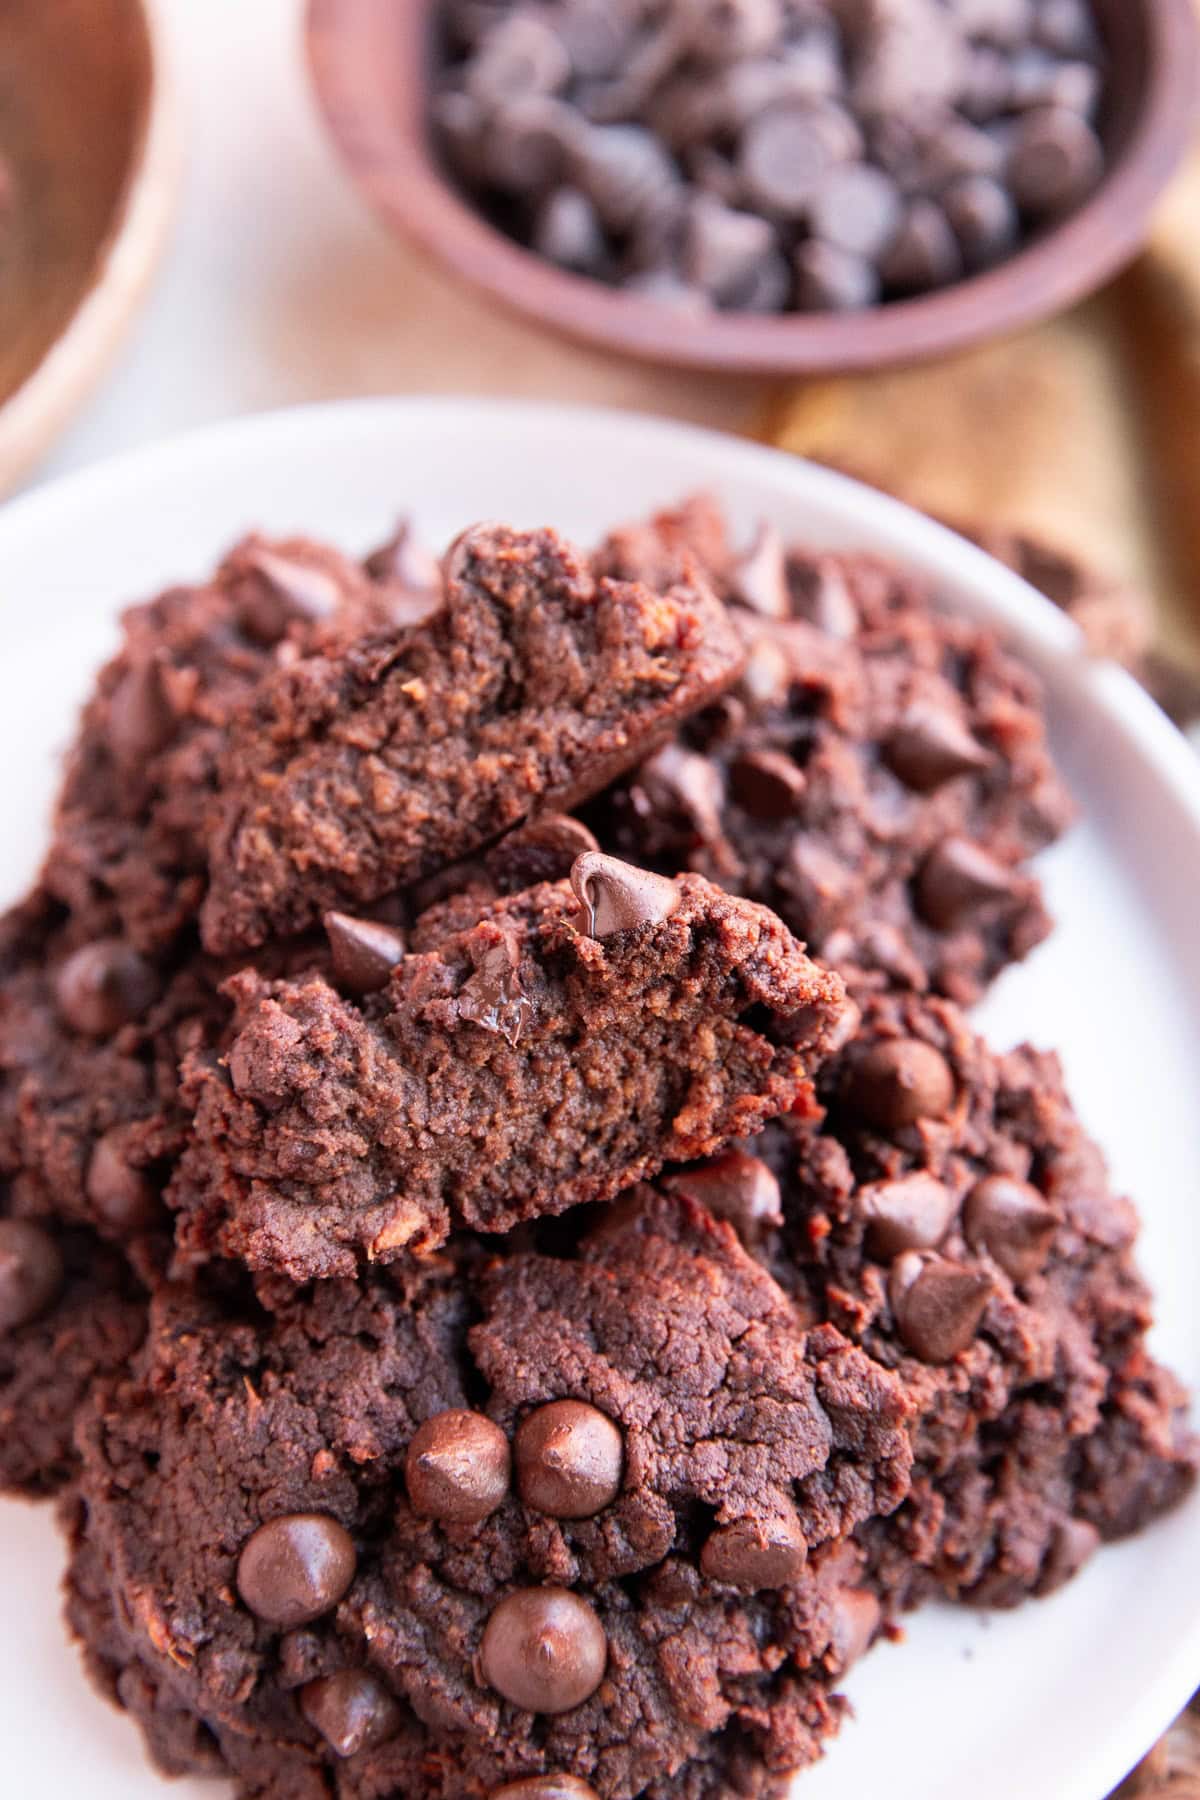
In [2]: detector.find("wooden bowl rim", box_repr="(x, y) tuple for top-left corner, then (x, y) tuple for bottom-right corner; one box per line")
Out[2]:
(0, 0), (181, 495)
(307, 0), (1200, 376)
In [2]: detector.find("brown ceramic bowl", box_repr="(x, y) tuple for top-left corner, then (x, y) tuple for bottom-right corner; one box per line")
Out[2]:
(307, 0), (1200, 376)
(0, 0), (178, 492)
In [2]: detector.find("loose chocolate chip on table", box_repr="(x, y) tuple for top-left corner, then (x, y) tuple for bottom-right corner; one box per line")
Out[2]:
(942, 174), (1019, 270)
(108, 658), (175, 765)
(570, 852), (680, 938)
(884, 703), (990, 792)
(300, 1669), (403, 1759)
(405, 1409), (511, 1523)
(916, 837), (1018, 931)
(807, 161), (903, 261)
(492, 1777), (601, 1800)
(1007, 106), (1104, 216)
(324, 912), (407, 997)
(0, 1219), (65, 1332)
(55, 940), (159, 1037)
(889, 1250), (994, 1363)
(860, 1172), (958, 1259)
(730, 749), (807, 819)
(963, 1173), (1059, 1281)
(879, 199), (963, 292)
(86, 1133), (158, 1232)
(237, 1515), (357, 1628)
(844, 1039), (956, 1130)
(664, 1149), (784, 1246)
(827, 1586), (881, 1672)
(794, 238), (880, 312)
(515, 1400), (624, 1519)
(486, 814), (599, 891)
(700, 1510), (808, 1590)
(478, 1588), (608, 1714)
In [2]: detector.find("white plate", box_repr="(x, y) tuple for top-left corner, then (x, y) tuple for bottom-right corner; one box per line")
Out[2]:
(1, 399), (1198, 1800)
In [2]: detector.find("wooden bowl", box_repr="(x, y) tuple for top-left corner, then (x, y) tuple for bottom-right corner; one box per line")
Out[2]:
(0, 0), (178, 492)
(307, 0), (1200, 376)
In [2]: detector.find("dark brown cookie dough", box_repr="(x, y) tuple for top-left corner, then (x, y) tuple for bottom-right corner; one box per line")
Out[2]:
(670, 991), (1197, 1610)
(200, 523), (745, 955)
(169, 861), (847, 1281)
(587, 495), (1073, 1003)
(68, 1190), (902, 1799)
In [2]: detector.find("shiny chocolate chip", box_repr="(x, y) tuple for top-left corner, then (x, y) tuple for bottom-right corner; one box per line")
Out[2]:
(324, 912), (406, 997)
(889, 1251), (994, 1364)
(730, 521), (789, 619)
(701, 1511), (808, 1590)
(478, 1588), (607, 1714)
(486, 815), (599, 894)
(844, 1039), (955, 1130)
(860, 1172), (957, 1259)
(55, 941), (159, 1038)
(663, 1149), (783, 1247)
(108, 658), (175, 766)
(916, 838), (1018, 931)
(301, 1669), (402, 1759)
(457, 930), (531, 1047)
(730, 750), (806, 820)
(515, 1401), (624, 1519)
(237, 1514), (357, 1628)
(406, 1409), (511, 1524)
(240, 548), (343, 641)
(963, 1174), (1059, 1281)
(884, 704), (990, 792)
(0, 1219), (65, 1332)
(570, 852), (680, 938)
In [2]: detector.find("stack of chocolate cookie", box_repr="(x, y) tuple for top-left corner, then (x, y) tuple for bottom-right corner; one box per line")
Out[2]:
(0, 497), (1192, 1799)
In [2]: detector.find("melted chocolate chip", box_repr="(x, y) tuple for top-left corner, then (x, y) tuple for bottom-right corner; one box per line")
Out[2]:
(916, 837), (1018, 930)
(884, 704), (990, 792)
(236, 1514), (357, 1628)
(457, 931), (531, 1047)
(300, 1669), (402, 1758)
(55, 941), (159, 1038)
(0, 1219), (65, 1332)
(324, 912), (407, 996)
(889, 1251), (993, 1364)
(700, 1511), (808, 1590)
(860, 1172), (957, 1259)
(478, 1588), (608, 1714)
(963, 1173), (1059, 1281)
(405, 1409), (511, 1523)
(570, 852), (680, 938)
(844, 1038), (955, 1130)
(663, 1150), (783, 1247)
(515, 1401), (624, 1519)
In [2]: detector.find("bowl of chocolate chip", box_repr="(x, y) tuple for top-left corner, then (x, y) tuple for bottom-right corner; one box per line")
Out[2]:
(308, 0), (1198, 373)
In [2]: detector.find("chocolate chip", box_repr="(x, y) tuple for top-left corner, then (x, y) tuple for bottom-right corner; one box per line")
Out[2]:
(879, 199), (963, 292)
(570, 852), (681, 938)
(571, 124), (682, 233)
(738, 102), (851, 218)
(515, 1401), (624, 1519)
(405, 1409), (511, 1523)
(55, 941), (159, 1037)
(959, 44), (1014, 120)
(478, 1588), (607, 1714)
(486, 95), (578, 193)
(108, 658), (175, 766)
(324, 913), (406, 996)
(685, 0), (784, 62)
(827, 1586), (881, 1672)
(467, 13), (571, 104)
(860, 1172), (958, 1258)
(664, 1149), (783, 1247)
(889, 1251), (994, 1363)
(237, 1515), (357, 1628)
(807, 162), (903, 260)
(458, 930), (531, 1047)
(916, 837), (1018, 931)
(963, 1173), (1059, 1281)
(796, 559), (859, 638)
(730, 521), (789, 618)
(951, 0), (1033, 47)
(885, 703), (990, 791)
(1008, 50), (1101, 117)
(780, 837), (851, 951)
(636, 744), (725, 842)
(0, 1220), (65, 1332)
(684, 194), (777, 304)
(486, 815), (599, 891)
(240, 549), (343, 642)
(700, 1511), (808, 1590)
(363, 519), (443, 611)
(434, 88), (490, 186)
(794, 239), (880, 312)
(845, 1038), (955, 1131)
(492, 1776), (601, 1800)
(624, 268), (710, 311)
(533, 186), (608, 272)
(739, 635), (793, 707)
(1007, 106), (1103, 215)
(86, 1132), (158, 1232)
(1038, 1516), (1101, 1593)
(942, 174), (1019, 269)
(730, 750), (807, 819)
(1034, 0), (1101, 58)
(300, 1670), (402, 1758)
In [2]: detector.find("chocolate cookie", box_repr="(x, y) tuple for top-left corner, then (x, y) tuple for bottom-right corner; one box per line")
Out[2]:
(68, 1190), (906, 1798)
(670, 991), (1197, 1609)
(169, 859), (847, 1281)
(587, 495), (1073, 1003)
(200, 523), (745, 954)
